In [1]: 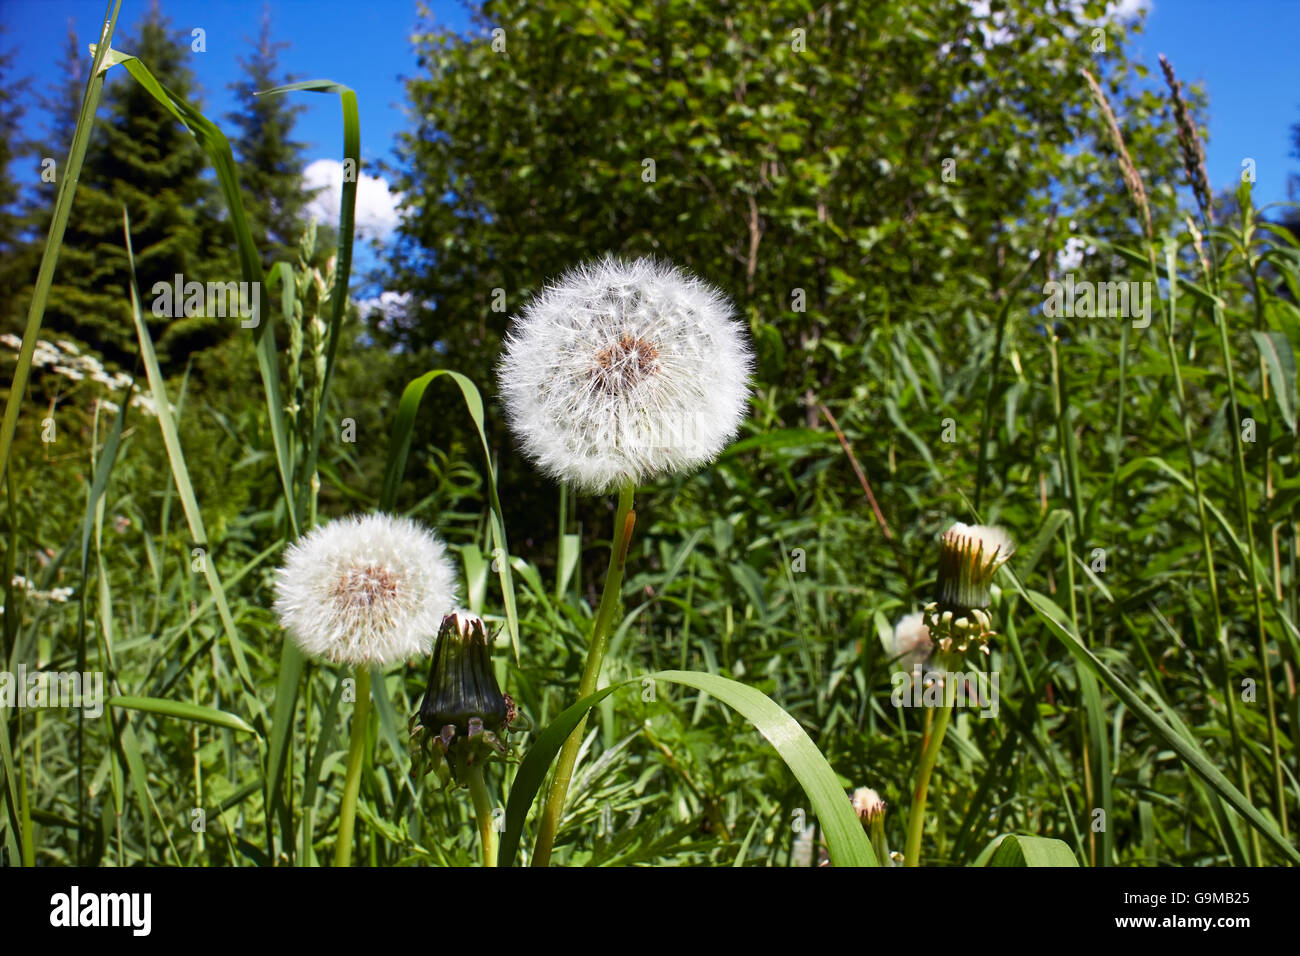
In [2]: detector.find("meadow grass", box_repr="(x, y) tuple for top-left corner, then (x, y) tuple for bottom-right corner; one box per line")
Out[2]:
(1, 2), (1298, 868)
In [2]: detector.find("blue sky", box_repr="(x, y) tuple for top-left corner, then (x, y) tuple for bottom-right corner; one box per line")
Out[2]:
(1130, 0), (1300, 215)
(2, 0), (1298, 277)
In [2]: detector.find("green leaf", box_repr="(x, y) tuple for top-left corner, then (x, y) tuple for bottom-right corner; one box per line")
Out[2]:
(983, 834), (1079, 866)
(108, 696), (258, 735)
(500, 671), (876, 867)
(1249, 330), (1297, 431)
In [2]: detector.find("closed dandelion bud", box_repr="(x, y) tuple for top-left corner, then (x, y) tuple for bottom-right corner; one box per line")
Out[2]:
(852, 786), (889, 864)
(851, 787), (885, 825)
(415, 611), (512, 777)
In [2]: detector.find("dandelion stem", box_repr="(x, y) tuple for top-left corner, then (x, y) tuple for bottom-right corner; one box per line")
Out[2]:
(467, 762), (499, 867)
(532, 482), (636, 866)
(904, 687), (954, 867)
(335, 667), (370, 867)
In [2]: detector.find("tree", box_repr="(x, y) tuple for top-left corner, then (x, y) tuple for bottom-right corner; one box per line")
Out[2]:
(41, 4), (234, 371)
(0, 28), (31, 326)
(380, 0), (1187, 541)
(225, 5), (314, 269)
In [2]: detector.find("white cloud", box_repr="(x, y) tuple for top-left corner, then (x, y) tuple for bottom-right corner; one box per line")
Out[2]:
(1108, 0), (1152, 23)
(303, 158), (403, 240)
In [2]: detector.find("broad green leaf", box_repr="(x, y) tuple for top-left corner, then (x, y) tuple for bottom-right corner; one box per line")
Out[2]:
(983, 834), (1079, 866)
(500, 671), (876, 867)
(1249, 330), (1297, 431)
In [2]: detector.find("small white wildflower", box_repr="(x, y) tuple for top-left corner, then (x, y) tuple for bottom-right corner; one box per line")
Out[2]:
(883, 611), (932, 675)
(32, 344), (59, 368)
(8, 576), (73, 603)
(497, 255), (753, 493)
(273, 513), (460, 667)
(0, 333), (22, 350)
(52, 364), (84, 382)
(56, 339), (81, 355)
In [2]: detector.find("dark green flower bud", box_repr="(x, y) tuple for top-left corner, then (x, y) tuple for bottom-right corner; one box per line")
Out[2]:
(420, 611), (509, 737)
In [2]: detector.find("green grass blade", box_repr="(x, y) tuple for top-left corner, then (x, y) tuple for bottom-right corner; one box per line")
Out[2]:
(264, 642), (305, 837)
(1012, 579), (1300, 864)
(93, 43), (298, 535)
(380, 370), (520, 661)
(121, 209), (256, 692)
(108, 697), (258, 735)
(0, 1), (122, 484)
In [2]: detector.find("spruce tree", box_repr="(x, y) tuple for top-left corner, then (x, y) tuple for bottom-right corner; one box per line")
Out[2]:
(226, 7), (314, 269)
(43, 5), (234, 371)
(0, 29), (31, 328)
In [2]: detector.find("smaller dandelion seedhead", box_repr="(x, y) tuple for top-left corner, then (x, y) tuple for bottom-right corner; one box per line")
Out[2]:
(273, 514), (459, 668)
(884, 611), (932, 676)
(924, 522), (1014, 657)
(412, 611), (513, 782)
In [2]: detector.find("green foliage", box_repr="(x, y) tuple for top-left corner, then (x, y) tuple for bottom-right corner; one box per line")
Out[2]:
(1, 0), (1298, 871)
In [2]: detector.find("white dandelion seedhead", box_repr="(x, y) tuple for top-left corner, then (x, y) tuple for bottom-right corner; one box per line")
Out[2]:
(273, 513), (460, 667)
(497, 255), (754, 493)
(883, 611), (933, 675)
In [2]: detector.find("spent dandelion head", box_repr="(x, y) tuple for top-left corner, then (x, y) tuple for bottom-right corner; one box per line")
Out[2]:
(273, 513), (459, 667)
(851, 787), (886, 825)
(414, 610), (513, 780)
(925, 522), (1014, 656)
(883, 611), (933, 676)
(497, 255), (754, 494)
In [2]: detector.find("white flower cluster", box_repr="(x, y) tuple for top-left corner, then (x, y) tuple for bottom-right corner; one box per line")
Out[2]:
(1, 334), (158, 416)
(9, 575), (74, 603)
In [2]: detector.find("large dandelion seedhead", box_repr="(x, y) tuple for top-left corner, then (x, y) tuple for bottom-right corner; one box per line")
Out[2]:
(273, 513), (460, 667)
(497, 255), (753, 493)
